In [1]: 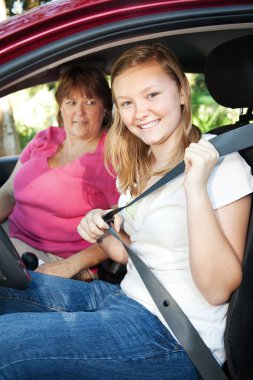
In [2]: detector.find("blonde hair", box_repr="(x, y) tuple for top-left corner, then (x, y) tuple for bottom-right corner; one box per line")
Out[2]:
(105, 43), (201, 195)
(55, 65), (112, 129)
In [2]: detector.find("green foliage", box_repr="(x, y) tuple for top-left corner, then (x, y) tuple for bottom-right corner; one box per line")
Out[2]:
(188, 73), (239, 133)
(16, 125), (37, 150)
(10, 84), (58, 149)
(5, 0), (52, 17)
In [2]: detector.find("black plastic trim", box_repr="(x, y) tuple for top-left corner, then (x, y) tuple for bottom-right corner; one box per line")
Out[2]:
(0, 4), (253, 95)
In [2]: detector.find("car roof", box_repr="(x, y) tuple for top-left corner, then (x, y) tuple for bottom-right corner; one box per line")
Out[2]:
(0, 0), (253, 97)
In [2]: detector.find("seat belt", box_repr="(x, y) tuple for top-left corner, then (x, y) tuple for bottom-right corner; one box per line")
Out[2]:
(108, 228), (228, 380)
(103, 123), (253, 380)
(103, 123), (253, 224)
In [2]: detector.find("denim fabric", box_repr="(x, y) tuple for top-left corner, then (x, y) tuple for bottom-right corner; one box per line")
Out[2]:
(0, 272), (200, 379)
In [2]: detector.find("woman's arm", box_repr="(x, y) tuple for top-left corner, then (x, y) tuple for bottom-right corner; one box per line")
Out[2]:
(184, 140), (251, 305)
(37, 206), (129, 278)
(36, 243), (109, 278)
(0, 160), (22, 223)
(36, 230), (129, 278)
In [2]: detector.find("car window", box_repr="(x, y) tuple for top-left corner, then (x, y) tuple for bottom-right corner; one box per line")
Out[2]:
(2, 74), (240, 158)
(188, 73), (239, 134)
(9, 84), (57, 150)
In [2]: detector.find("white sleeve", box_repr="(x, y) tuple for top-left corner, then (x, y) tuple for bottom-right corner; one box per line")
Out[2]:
(207, 152), (253, 210)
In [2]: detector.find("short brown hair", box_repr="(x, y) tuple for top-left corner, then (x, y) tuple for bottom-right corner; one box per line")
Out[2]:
(55, 65), (112, 129)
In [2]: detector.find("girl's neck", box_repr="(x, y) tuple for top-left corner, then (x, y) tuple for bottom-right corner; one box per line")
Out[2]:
(150, 134), (178, 172)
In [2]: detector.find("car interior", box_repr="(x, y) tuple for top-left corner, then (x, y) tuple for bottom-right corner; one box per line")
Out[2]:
(0, 7), (253, 377)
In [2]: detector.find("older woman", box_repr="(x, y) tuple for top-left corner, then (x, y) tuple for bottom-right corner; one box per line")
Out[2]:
(0, 65), (119, 280)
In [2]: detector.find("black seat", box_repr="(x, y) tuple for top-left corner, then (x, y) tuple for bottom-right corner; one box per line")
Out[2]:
(205, 33), (253, 170)
(204, 34), (253, 380)
(0, 156), (18, 188)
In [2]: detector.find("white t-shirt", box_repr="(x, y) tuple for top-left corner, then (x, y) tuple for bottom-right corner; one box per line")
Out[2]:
(119, 142), (253, 365)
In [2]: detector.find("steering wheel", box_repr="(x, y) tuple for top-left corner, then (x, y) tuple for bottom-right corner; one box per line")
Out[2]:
(0, 224), (31, 289)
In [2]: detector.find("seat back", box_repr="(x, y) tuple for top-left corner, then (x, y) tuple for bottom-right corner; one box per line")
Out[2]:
(0, 156), (18, 188)
(205, 34), (253, 380)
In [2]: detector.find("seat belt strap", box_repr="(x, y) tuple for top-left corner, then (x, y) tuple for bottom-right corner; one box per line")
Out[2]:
(109, 227), (228, 380)
(103, 123), (253, 224)
(103, 123), (253, 379)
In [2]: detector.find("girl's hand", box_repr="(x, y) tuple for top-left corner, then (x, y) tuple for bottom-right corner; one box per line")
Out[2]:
(77, 209), (123, 243)
(184, 139), (219, 192)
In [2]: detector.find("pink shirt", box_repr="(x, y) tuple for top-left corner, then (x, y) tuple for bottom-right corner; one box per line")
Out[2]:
(9, 126), (119, 259)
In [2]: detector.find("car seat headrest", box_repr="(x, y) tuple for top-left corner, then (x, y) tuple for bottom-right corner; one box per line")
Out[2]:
(205, 34), (253, 109)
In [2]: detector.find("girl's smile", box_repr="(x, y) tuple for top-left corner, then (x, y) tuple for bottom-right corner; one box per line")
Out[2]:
(136, 118), (160, 130)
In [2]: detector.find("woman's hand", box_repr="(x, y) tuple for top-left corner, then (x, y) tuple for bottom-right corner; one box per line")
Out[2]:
(77, 209), (123, 243)
(35, 260), (76, 278)
(36, 244), (110, 278)
(184, 139), (219, 192)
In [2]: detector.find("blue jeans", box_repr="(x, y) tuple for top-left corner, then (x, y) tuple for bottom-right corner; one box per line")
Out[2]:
(0, 272), (200, 379)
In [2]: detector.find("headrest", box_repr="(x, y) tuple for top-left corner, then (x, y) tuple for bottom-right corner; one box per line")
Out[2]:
(205, 34), (253, 109)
